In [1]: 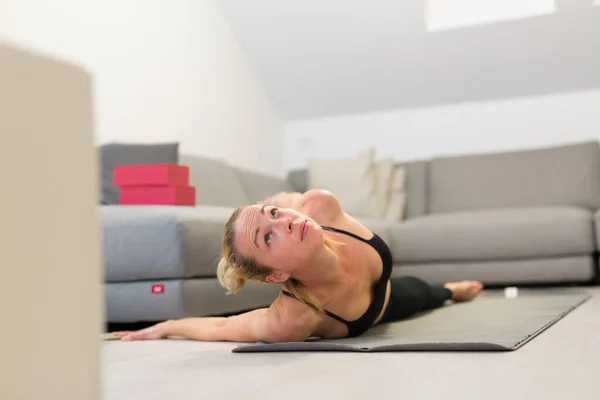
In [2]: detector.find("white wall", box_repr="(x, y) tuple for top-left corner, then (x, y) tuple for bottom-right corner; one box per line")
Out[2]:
(0, 0), (284, 176)
(284, 89), (600, 170)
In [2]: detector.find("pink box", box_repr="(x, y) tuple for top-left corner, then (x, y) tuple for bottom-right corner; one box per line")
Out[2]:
(119, 185), (196, 206)
(113, 164), (189, 187)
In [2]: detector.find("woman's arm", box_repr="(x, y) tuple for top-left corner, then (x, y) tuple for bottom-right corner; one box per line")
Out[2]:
(113, 306), (316, 343)
(112, 317), (230, 342)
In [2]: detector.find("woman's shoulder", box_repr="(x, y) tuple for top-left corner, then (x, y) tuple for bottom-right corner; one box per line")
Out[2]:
(265, 292), (323, 341)
(300, 192), (374, 241)
(300, 189), (338, 205)
(298, 189), (344, 224)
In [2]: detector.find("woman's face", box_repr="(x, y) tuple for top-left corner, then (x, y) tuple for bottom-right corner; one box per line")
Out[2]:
(233, 205), (324, 282)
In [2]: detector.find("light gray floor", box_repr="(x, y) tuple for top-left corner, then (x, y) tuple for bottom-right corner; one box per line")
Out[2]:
(103, 286), (600, 400)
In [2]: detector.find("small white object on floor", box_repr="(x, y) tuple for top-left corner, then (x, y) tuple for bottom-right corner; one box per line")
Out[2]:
(505, 287), (519, 299)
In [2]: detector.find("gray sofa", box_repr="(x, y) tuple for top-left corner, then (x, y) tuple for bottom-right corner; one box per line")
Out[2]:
(103, 140), (600, 323)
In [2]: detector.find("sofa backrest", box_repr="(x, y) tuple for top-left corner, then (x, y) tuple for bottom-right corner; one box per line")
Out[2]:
(428, 141), (600, 214)
(287, 169), (309, 194)
(287, 160), (429, 220)
(179, 153), (249, 207)
(233, 168), (294, 204)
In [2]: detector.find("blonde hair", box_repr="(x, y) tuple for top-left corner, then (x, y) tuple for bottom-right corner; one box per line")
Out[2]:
(217, 206), (340, 312)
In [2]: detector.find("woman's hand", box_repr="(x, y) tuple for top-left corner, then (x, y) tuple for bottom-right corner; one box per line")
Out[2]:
(111, 321), (171, 341)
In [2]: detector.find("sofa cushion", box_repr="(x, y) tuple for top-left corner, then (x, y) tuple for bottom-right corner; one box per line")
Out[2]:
(234, 167), (294, 204)
(179, 154), (249, 207)
(392, 256), (595, 286)
(102, 205), (236, 282)
(99, 142), (179, 205)
(287, 169), (308, 193)
(307, 148), (380, 218)
(389, 206), (594, 263)
(594, 210), (600, 250)
(106, 278), (281, 322)
(428, 141), (600, 214)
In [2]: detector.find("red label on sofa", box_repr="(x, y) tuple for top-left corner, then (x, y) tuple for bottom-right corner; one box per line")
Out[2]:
(113, 164), (190, 187)
(151, 284), (164, 294)
(119, 185), (196, 206)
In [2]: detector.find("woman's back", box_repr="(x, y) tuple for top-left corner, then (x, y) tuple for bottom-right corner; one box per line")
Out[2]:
(274, 191), (393, 339)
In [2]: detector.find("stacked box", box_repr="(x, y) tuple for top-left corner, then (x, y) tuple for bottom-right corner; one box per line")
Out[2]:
(113, 164), (196, 206)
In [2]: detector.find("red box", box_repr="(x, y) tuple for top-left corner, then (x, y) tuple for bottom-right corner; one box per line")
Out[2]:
(113, 164), (189, 187)
(151, 284), (165, 294)
(119, 186), (196, 206)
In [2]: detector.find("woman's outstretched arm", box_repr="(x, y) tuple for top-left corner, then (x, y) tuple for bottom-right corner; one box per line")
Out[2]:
(112, 305), (317, 343)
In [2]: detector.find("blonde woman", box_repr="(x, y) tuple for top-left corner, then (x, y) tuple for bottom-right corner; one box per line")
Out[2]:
(113, 190), (483, 342)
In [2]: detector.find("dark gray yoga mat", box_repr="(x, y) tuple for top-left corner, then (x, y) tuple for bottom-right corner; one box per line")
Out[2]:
(233, 288), (590, 353)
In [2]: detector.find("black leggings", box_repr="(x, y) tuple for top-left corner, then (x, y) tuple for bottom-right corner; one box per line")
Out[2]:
(379, 276), (452, 324)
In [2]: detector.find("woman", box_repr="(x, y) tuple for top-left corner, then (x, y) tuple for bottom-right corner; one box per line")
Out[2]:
(113, 189), (483, 342)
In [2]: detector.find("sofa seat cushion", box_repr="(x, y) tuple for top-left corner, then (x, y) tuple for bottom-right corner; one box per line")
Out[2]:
(102, 205), (236, 282)
(389, 206), (594, 263)
(105, 278), (280, 322)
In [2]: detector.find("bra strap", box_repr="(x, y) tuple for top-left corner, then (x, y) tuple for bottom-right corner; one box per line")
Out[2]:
(321, 225), (371, 244)
(281, 290), (350, 324)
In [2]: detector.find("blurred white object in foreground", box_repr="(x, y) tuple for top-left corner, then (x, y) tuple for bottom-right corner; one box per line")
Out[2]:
(505, 287), (519, 299)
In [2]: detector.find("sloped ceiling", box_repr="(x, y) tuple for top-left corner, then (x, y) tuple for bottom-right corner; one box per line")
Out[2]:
(218, 1), (600, 120)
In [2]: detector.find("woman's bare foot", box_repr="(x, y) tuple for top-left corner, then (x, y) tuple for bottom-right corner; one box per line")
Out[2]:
(443, 281), (484, 302)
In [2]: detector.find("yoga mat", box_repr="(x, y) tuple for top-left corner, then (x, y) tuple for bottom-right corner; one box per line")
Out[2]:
(233, 288), (590, 353)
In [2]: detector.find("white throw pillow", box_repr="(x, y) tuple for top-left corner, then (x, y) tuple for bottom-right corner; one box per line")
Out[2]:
(308, 149), (407, 221)
(384, 166), (407, 221)
(374, 157), (394, 218)
(308, 148), (379, 218)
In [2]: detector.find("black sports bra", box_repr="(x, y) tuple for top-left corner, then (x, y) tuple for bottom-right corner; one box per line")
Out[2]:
(281, 225), (393, 338)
